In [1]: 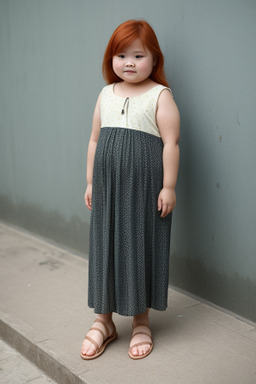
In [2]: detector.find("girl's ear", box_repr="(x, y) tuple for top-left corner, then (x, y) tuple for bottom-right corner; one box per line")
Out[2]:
(153, 56), (157, 66)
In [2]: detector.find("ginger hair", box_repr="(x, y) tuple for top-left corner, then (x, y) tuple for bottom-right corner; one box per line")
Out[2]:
(102, 19), (169, 87)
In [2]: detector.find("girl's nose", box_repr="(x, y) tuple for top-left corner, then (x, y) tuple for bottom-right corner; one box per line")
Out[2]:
(125, 61), (135, 67)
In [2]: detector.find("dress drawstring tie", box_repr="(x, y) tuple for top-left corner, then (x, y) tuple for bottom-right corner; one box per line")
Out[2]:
(121, 97), (129, 114)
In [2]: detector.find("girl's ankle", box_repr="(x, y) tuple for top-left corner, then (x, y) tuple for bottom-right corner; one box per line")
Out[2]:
(132, 309), (149, 327)
(96, 313), (113, 323)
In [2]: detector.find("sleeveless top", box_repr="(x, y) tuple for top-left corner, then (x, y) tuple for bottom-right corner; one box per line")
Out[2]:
(100, 83), (173, 138)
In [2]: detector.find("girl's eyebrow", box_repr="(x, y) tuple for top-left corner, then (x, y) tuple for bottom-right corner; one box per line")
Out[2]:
(117, 49), (146, 55)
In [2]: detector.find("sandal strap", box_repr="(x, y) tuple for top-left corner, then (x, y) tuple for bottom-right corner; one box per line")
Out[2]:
(84, 335), (99, 351)
(89, 326), (105, 340)
(132, 331), (151, 338)
(132, 324), (152, 339)
(132, 323), (151, 330)
(94, 318), (110, 338)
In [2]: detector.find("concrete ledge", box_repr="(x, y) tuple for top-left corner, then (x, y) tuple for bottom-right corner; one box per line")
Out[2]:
(0, 316), (85, 384)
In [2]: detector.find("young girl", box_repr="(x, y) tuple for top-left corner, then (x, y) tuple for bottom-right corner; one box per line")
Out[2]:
(81, 19), (180, 360)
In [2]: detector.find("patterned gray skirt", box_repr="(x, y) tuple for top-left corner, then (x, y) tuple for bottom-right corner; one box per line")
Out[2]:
(88, 127), (172, 316)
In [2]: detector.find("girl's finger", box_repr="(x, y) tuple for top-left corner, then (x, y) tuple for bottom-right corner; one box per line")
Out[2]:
(161, 203), (167, 218)
(157, 196), (162, 212)
(162, 204), (173, 218)
(85, 195), (91, 210)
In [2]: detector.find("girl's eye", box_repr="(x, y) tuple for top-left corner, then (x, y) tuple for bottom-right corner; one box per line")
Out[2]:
(118, 54), (125, 58)
(135, 55), (143, 59)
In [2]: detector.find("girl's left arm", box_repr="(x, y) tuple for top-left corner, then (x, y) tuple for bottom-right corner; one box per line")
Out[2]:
(156, 89), (180, 218)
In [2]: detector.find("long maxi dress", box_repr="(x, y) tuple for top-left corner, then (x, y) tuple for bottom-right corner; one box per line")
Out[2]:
(88, 83), (173, 316)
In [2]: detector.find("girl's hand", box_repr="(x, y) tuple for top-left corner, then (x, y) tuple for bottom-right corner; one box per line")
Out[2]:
(84, 184), (92, 210)
(157, 188), (176, 218)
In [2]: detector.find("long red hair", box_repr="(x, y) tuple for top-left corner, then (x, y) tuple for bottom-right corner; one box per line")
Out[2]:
(102, 19), (169, 87)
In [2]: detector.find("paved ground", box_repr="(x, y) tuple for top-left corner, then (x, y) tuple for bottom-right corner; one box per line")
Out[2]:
(0, 339), (56, 384)
(0, 221), (256, 384)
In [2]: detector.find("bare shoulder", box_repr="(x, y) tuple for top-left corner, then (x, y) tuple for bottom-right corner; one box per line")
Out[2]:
(158, 89), (179, 112)
(157, 88), (180, 127)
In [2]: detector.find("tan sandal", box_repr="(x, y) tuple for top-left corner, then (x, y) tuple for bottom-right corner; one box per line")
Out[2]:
(81, 318), (118, 360)
(128, 324), (153, 360)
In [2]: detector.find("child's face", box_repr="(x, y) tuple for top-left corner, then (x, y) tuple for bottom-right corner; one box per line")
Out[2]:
(112, 39), (155, 84)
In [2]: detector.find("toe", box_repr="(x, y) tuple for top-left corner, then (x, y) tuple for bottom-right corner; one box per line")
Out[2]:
(81, 345), (96, 357)
(144, 344), (149, 355)
(81, 348), (89, 356)
(81, 341), (88, 355)
(141, 345), (146, 355)
(131, 346), (138, 356)
(139, 346), (144, 356)
(87, 345), (96, 356)
(81, 340), (96, 357)
(137, 344), (150, 356)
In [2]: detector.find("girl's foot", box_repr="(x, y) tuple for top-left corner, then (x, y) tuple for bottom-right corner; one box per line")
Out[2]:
(81, 314), (117, 359)
(129, 324), (153, 359)
(129, 309), (153, 359)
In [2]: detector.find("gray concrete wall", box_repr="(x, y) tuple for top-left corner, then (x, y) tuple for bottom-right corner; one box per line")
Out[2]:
(0, 0), (255, 322)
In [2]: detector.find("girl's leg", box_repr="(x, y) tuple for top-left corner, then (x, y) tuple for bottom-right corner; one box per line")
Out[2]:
(81, 312), (115, 357)
(130, 308), (152, 357)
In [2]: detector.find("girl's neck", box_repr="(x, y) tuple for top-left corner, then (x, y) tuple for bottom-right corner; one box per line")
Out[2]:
(114, 79), (158, 98)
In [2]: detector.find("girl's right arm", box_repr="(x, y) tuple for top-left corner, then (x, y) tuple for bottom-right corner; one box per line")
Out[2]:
(84, 93), (101, 210)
